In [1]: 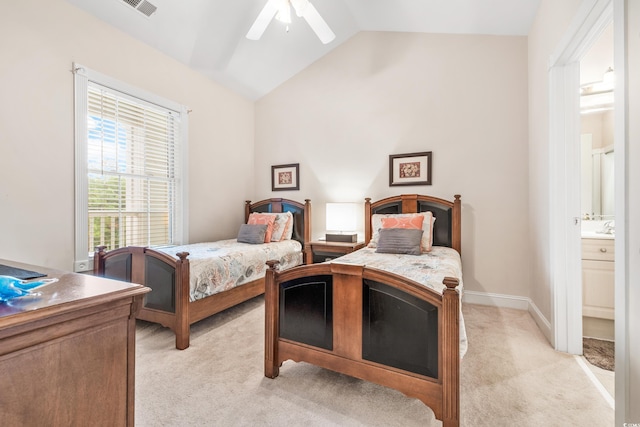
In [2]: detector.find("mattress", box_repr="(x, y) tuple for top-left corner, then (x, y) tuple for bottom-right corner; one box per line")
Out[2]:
(331, 246), (468, 357)
(160, 239), (303, 302)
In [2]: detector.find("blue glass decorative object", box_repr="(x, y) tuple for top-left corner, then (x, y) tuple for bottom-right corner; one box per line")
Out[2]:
(0, 275), (58, 302)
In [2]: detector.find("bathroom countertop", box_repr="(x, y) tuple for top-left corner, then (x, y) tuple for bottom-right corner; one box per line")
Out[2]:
(581, 231), (615, 240)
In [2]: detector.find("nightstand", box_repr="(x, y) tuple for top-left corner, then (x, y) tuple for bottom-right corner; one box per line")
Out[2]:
(306, 240), (365, 264)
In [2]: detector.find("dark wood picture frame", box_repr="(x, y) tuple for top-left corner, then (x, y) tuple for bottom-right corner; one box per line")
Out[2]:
(272, 163), (300, 191)
(389, 151), (432, 186)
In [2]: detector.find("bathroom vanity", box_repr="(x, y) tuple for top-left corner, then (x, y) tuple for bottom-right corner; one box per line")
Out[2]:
(581, 234), (615, 340)
(582, 237), (614, 320)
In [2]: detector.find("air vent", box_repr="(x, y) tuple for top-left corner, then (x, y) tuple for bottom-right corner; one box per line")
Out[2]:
(122, 0), (142, 8)
(137, 1), (157, 17)
(121, 0), (157, 17)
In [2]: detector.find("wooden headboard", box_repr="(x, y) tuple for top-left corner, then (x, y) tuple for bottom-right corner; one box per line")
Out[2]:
(245, 198), (311, 246)
(364, 194), (461, 254)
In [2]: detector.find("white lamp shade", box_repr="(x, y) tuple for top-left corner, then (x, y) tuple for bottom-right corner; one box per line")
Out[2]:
(326, 203), (357, 232)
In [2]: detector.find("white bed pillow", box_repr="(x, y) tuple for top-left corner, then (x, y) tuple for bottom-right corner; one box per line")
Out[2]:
(368, 211), (435, 252)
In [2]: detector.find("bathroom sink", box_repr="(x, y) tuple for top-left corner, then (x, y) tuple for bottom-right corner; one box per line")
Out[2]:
(582, 230), (614, 239)
(582, 220), (615, 239)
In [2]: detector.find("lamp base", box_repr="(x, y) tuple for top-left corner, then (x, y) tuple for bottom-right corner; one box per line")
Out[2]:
(325, 233), (357, 243)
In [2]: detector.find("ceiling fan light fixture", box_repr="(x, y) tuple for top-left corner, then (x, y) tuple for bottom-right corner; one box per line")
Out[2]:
(247, 0), (334, 44)
(275, 0), (291, 24)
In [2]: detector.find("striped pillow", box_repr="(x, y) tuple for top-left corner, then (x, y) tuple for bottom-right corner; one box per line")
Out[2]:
(375, 228), (424, 255)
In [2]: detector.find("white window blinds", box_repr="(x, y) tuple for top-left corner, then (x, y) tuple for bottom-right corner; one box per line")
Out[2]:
(74, 64), (187, 271)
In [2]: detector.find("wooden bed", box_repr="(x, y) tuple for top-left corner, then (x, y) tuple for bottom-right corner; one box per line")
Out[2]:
(94, 198), (311, 350)
(264, 194), (462, 427)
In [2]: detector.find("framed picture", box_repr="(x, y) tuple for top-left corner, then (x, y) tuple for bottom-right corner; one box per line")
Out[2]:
(389, 151), (432, 186)
(271, 163), (300, 191)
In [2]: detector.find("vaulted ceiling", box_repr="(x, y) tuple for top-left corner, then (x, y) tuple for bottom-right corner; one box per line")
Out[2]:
(66, 0), (541, 100)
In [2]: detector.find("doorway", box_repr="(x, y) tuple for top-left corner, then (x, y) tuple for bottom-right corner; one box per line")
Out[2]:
(578, 22), (615, 399)
(548, 0), (613, 357)
(548, 0), (622, 417)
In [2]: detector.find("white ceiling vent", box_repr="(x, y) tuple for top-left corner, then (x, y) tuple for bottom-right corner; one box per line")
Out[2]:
(121, 0), (157, 18)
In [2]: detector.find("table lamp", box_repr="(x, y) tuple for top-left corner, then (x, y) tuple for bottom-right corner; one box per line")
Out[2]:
(325, 202), (358, 243)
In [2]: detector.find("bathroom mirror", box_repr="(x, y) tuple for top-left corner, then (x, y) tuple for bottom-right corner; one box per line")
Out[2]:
(580, 110), (614, 219)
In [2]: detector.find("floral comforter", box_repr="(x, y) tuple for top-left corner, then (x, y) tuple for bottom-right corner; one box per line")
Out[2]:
(331, 246), (468, 357)
(159, 239), (303, 302)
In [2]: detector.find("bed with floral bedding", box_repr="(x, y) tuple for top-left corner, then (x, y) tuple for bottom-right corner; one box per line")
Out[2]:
(264, 194), (463, 427)
(159, 239), (303, 302)
(330, 245), (468, 358)
(95, 198), (311, 350)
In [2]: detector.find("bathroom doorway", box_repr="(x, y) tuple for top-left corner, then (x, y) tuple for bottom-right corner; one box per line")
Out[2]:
(578, 21), (615, 398)
(549, 0), (628, 423)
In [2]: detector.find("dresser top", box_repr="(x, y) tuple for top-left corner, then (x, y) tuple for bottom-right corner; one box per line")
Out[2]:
(0, 258), (148, 326)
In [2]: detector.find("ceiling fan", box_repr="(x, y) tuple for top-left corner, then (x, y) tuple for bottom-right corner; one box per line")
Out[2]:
(246, 0), (336, 44)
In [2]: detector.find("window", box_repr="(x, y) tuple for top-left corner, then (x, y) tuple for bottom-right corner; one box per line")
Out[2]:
(74, 64), (188, 271)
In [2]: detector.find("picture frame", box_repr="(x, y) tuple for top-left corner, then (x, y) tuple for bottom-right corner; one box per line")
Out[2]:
(389, 151), (432, 186)
(271, 163), (300, 191)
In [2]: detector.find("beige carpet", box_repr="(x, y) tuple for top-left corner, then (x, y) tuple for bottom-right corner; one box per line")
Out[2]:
(135, 299), (614, 426)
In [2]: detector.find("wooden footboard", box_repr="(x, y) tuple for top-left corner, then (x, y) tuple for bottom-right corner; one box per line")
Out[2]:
(93, 197), (311, 350)
(264, 261), (460, 427)
(94, 246), (267, 350)
(94, 246), (192, 349)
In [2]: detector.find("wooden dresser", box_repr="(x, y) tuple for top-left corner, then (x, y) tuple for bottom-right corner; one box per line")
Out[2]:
(0, 259), (149, 426)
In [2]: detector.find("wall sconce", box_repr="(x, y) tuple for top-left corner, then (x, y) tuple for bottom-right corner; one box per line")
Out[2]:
(581, 66), (615, 96)
(325, 203), (358, 243)
(580, 66), (614, 114)
(602, 66), (615, 86)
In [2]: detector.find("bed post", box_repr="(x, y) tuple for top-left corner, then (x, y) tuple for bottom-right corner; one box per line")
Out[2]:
(264, 260), (281, 378)
(452, 195), (462, 254)
(364, 198), (372, 245)
(94, 246), (107, 273)
(303, 199), (312, 264)
(245, 200), (252, 223)
(174, 251), (191, 350)
(442, 276), (460, 427)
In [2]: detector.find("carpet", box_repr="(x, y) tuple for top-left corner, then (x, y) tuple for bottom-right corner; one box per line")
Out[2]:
(135, 299), (614, 426)
(583, 337), (615, 371)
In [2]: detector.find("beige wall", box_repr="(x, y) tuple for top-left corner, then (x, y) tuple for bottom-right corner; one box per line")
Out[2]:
(256, 31), (530, 298)
(0, 0), (254, 270)
(526, 0), (583, 332)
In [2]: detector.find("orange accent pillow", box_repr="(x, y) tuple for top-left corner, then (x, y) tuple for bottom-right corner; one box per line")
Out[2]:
(380, 215), (425, 230)
(247, 213), (276, 243)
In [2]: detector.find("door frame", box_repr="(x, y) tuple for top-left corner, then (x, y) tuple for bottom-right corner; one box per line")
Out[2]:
(549, 0), (613, 355)
(549, 0), (627, 424)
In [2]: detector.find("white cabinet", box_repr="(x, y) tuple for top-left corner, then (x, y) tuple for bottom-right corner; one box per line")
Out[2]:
(582, 238), (614, 320)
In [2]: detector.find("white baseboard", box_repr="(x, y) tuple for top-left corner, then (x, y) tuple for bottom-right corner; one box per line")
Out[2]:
(528, 299), (553, 344)
(463, 290), (553, 344)
(462, 290), (529, 310)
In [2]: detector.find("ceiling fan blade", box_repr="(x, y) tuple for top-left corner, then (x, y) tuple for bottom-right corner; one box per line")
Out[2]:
(246, 0), (279, 41)
(301, 3), (335, 44)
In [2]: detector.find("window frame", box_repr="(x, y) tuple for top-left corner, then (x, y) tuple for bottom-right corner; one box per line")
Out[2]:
(73, 63), (189, 271)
